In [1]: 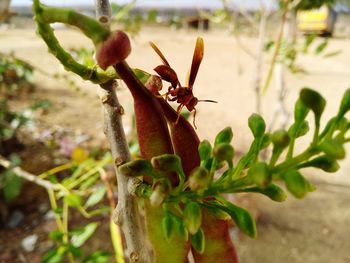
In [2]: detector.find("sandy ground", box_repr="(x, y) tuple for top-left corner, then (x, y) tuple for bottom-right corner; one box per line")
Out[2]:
(1, 25), (350, 262)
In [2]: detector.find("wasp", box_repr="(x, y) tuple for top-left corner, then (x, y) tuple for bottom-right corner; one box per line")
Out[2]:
(149, 37), (216, 128)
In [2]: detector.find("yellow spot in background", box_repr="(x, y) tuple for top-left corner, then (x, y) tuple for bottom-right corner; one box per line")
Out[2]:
(71, 147), (89, 163)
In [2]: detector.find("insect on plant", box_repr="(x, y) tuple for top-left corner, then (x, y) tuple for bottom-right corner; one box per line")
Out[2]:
(150, 37), (217, 128)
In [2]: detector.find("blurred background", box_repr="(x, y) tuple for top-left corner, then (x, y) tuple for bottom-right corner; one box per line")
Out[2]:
(1, 0), (350, 262)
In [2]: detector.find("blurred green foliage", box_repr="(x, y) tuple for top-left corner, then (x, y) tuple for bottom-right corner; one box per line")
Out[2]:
(0, 53), (35, 98)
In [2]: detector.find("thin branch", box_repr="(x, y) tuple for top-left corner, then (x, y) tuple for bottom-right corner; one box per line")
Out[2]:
(261, 0), (291, 95)
(268, 6), (292, 130)
(252, 4), (268, 113)
(0, 156), (61, 191)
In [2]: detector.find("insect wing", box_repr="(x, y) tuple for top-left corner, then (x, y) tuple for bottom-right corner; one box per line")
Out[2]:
(188, 37), (204, 89)
(154, 65), (179, 88)
(150, 41), (171, 67)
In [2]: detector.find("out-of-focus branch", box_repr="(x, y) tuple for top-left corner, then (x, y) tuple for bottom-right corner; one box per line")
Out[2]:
(0, 156), (61, 191)
(252, 2), (269, 114)
(261, 0), (291, 95)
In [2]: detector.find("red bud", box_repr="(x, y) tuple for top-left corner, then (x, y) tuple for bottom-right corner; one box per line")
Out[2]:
(96, 30), (131, 70)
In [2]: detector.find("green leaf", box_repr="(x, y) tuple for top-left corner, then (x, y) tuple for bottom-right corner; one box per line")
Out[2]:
(82, 251), (112, 263)
(66, 244), (83, 258)
(209, 199), (256, 238)
(42, 247), (66, 263)
(85, 187), (106, 208)
(323, 50), (342, 58)
(315, 39), (328, 55)
(183, 201), (202, 235)
(214, 127), (233, 145)
(64, 194), (82, 208)
(283, 170), (315, 199)
(53, 208), (63, 216)
(49, 230), (64, 241)
(3, 171), (23, 203)
(337, 88), (350, 118)
(303, 34), (316, 53)
(71, 222), (99, 247)
(162, 212), (175, 241)
(191, 228), (205, 254)
(175, 219), (189, 241)
(48, 174), (59, 184)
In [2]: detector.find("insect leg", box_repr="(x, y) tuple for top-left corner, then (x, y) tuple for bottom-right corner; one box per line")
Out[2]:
(175, 104), (185, 125)
(192, 108), (197, 129)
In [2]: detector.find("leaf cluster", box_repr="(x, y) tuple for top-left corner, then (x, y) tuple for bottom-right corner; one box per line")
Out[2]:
(39, 154), (117, 262)
(121, 87), (350, 252)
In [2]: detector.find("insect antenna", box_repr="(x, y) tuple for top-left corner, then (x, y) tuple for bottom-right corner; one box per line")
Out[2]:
(197, 99), (218, 103)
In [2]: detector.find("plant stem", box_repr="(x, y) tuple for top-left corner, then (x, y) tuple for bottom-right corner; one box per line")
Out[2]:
(272, 147), (317, 174)
(0, 156), (62, 191)
(99, 80), (149, 262)
(102, 171), (125, 263)
(38, 163), (74, 179)
(62, 202), (75, 263)
(48, 189), (65, 233)
(47, 190), (74, 263)
(32, 0), (116, 84)
(261, 0), (290, 95)
(94, 1), (149, 261)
